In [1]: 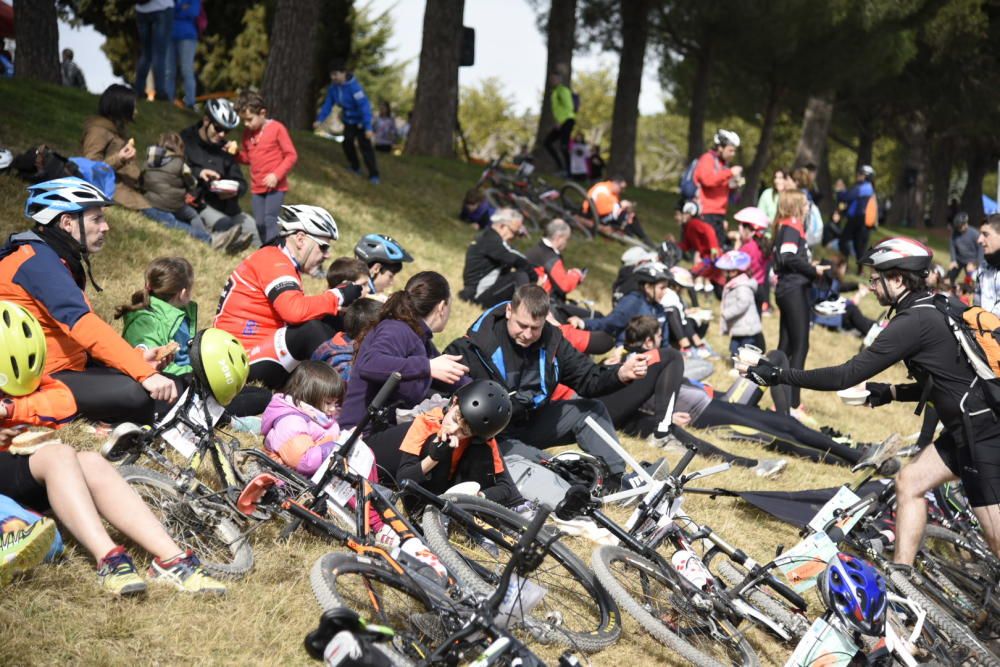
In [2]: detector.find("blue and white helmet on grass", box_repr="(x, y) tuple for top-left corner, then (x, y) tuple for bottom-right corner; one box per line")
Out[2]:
(24, 177), (114, 225)
(818, 552), (887, 637)
(354, 233), (413, 266)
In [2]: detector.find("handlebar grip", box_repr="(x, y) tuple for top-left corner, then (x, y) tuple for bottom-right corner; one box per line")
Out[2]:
(371, 372), (402, 411)
(518, 504), (552, 551)
(763, 573), (808, 611)
(670, 446), (697, 478)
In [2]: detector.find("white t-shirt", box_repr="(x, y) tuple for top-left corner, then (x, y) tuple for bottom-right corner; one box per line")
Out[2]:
(569, 142), (589, 177)
(976, 264), (1000, 315)
(137, 0), (174, 13)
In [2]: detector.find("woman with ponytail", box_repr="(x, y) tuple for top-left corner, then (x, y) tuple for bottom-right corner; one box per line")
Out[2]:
(340, 271), (469, 475)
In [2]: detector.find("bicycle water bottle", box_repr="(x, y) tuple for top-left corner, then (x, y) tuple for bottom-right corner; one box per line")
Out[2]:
(671, 549), (712, 590)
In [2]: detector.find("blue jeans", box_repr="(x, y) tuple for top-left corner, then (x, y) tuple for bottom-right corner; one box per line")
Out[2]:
(134, 8), (174, 99)
(165, 38), (197, 107)
(252, 191), (286, 245)
(143, 208), (211, 244)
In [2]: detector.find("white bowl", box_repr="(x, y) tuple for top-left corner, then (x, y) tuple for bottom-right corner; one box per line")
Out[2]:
(837, 389), (870, 406)
(211, 179), (239, 192)
(445, 481), (481, 496)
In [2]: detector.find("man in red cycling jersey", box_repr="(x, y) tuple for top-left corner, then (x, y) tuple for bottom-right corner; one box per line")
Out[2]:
(215, 204), (362, 388)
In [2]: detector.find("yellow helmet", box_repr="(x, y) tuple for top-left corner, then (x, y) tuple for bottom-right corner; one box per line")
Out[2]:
(0, 301), (47, 397)
(190, 328), (249, 406)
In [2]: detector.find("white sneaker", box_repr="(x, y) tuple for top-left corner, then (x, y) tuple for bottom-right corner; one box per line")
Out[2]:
(374, 524), (400, 551)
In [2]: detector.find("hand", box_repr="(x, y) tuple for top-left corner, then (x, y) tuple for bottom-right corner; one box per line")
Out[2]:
(745, 358), (783, 386)
(949, 261), (958, 270)
(570, 268), (586, 283)
(730, 165), (743, 177)
(141, 346), (172, 371)
(332, 283), (363, 308)
(199, 168), (221, 182)
(672, 412), (692, 427)
(0, 427), (18, 447)
(429, 355), (469, 384)
(618, 353), (648, 382)
(427, 437), (454, 462)
(117, 142), (136, 163)
(536, 273), (549, 288)
(365, 130), (375, 141)
(814, 264), (830, 275)
(865, 382), (893, 407)
(142, 373), (178, 403)
(263, 173), (279, 189)
(567, 316), (585, 330)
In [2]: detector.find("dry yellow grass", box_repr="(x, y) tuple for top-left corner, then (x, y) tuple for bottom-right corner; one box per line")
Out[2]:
(0, 80), (931, 666)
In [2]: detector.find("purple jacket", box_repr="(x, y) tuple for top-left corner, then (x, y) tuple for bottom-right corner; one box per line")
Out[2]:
(261, 393), (341, 475)
(340, 319), (438, 430)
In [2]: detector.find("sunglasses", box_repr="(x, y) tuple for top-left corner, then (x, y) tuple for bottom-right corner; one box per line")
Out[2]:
(310, 235), (331, 253)
(209, 121), (228, 135)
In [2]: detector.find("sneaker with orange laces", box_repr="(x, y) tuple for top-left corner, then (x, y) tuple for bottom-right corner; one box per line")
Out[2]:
(148, 550), (226, 595)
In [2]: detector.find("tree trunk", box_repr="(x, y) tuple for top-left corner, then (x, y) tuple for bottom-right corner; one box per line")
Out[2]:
(887, 113), (929, 228)
(960, 145), (989, 226)
(742, 80), (782, 203)
(685, 31), (714, 163)
(261, 0), (323, 130)
(405, 0), (466, 157)
(532, 0), (576, 171)
(855, 114), (875, 174)
(927, 136), (955, 228)
(793, 92), (835, 171)
(607, 0), (650, 183)
(13, 0), (60, 84)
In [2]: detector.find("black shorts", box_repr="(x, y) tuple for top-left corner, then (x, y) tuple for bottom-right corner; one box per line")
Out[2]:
(934, 430), (1000, 507)
(0, 452), (49, 512)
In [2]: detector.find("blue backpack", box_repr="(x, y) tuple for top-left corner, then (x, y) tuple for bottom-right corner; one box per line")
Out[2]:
(68, 157), (117, 199)
(679, 158), (698, 200)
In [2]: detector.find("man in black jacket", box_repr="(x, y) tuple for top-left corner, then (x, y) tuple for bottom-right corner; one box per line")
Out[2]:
(445, 285), (648, 484)
(180, 99), (259, 251)
(460, 208), (540, 308)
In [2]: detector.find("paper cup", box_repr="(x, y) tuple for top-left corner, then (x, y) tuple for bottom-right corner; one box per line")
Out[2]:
(836, 388), (870, 406)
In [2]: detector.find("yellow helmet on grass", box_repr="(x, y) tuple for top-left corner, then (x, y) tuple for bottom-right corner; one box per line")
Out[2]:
(0, 301), (47, 397)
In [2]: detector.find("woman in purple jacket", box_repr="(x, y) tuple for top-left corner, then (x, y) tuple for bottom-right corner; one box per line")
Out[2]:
(340, 271), (469, 476)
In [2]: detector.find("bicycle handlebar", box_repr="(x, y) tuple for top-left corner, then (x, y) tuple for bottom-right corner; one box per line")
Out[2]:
(670, 445), (698, 478)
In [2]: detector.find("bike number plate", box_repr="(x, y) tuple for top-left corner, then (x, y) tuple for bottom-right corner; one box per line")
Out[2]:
(784, 617), (859, 667)
(160, 389), (226, 459)
(777, 532), (838, 593)
(806, 486), (862, 534)
(310, 436), (376, 507)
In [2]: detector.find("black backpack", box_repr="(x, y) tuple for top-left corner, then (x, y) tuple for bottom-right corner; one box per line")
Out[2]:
(11, 145), (79, 183)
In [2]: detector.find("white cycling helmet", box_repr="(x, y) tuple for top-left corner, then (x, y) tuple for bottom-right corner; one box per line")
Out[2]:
(24, 176), (114, 225)
(713, 129), (740, 148)
(668, 265), (694, 289)
(0, 148), (12, 171)
(861, 237), (932, 274)
(814, 297), (848, 317)
(682, 200), (700, 217)
(621, 246), (657, 267)
(277, 205), (339, 240)
(206, 99), (240, 130)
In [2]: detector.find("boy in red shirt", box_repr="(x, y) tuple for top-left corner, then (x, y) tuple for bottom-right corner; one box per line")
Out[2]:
(678, 201), (724, 296)
(236, 91), (299, 244)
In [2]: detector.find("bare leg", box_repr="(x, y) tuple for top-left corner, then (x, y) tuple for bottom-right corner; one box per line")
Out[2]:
(970, 503), (1000, 558)
(894, 445), (957, 565)
(76, 452), (181, 560)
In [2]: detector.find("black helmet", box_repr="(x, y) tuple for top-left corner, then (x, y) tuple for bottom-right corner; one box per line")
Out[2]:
(633, 261), (670, 285)
(657, 240), (682, 269)
(951, 212), (969, 228)
(860, 237), (933, 275)
(455, 379), (512, 440)
(543, 451), (611, 496)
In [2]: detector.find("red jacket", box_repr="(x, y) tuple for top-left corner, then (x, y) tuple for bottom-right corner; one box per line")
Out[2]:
(238, 119), (298, 194)
(693, 150), (733, 215)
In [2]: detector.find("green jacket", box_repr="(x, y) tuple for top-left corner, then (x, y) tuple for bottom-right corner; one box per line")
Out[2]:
(551, 84), (575, 125)
(121, 296), (198, 376)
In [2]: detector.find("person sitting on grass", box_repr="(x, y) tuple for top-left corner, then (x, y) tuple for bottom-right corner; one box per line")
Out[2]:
(354, 233), (414, 299)
(396, 379), (523, 514)
(459, 208), (542, 308)
(0, 301), (225, 596)
(567, 261), (671, 345)
(311, 297), (381, 382)
(459, 187), (496, 230)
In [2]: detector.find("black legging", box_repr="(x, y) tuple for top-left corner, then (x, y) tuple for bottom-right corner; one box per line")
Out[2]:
(776, 283), (811, 408)
(248, 319), (337, 389)
(600, 348), (684, 437)
(842, 301), (876, 336)
(673, 426), (757, 468)
(693, 400), (860, 465)
(840, 216), (871, 273)
(53, 366), (184, 425)
(342, 123), (379, 178)
(473, 270), (533, 309)
(543, 119), (574, 173)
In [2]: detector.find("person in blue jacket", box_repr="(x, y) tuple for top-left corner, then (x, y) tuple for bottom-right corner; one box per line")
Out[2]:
(165, 0), (201, 109)
(567, 262), (670, 345)
(314, 59), (380, 184)
(836, 165), (876, 273)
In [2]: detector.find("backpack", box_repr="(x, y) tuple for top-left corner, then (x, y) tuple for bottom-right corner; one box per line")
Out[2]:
(679, 158), (699, 200)
(68, 157), (117, 199)
(805, 202), (823, 246)
(10, 145), (79, 183)
(864, 192), (879, 229)
(505, 454), (572, 510)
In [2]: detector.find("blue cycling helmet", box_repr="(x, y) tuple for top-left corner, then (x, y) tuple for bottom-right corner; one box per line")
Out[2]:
(817, 552), (887, 636)
(715, 250), (751, 272)
(24, 177), (114, 226)
(354, 233), (413, 266)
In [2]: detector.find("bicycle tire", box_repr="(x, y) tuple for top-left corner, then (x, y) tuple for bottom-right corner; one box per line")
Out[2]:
(118, 465), (253, 579)
(888, 568), (1000, 666)
(920, 525), (1000, 634)
(310, 552), (445, 666)
(704, 549), (810, 640)
(592, 545), (758, 667)
(421, 494), (620, 653)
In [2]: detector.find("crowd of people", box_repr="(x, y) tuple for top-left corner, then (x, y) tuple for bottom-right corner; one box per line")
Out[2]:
(3, 53), (1000, 640)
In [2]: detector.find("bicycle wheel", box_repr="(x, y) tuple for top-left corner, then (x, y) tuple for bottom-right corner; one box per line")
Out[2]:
(118, 465), (253, 579)
(421, 494), (620, 652)
(888, 568), (1000, 666)
(593, 545), (758, 667)
(311, 552), (447, 666)
(920, 525), (1000, 635)
(703, 548), (810, 640)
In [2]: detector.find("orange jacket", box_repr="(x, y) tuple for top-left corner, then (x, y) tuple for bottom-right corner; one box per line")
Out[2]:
(585, 181), (623, 220)
(0, 233), (155, 380)
(1, 375), (78, 436)
(398, 408), (505, 478)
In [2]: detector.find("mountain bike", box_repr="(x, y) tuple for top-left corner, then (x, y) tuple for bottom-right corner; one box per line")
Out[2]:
(308, 494), (591, 666)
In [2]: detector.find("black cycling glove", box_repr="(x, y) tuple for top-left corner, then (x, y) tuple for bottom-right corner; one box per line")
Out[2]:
(333, 283), (363, 308)
(865, 382), (893, 407)
(427, 438), (453, 463)
(746, 358), (783, 387)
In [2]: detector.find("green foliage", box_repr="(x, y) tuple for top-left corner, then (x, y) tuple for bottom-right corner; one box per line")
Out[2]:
(458, 77), (534, 159)
(349, 2), (414, 113)
(571, 68), (616, 145)
(198, 5), (270, 93)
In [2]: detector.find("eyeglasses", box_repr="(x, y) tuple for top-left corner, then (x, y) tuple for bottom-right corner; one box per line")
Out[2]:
(310, 235), (331, 253)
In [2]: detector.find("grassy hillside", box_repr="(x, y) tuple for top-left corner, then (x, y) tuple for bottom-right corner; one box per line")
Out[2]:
(0, 79), (930, 666)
